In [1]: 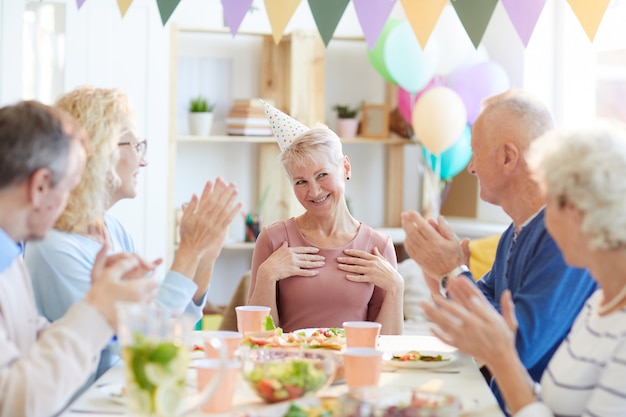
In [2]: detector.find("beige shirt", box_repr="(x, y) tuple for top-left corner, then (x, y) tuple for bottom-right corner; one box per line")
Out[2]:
(0, 258), (112, 417)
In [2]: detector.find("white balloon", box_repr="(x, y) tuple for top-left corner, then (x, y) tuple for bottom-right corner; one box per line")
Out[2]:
(432, 4), (476, 76)
(384, 22), (441, 94)
(412, 87), (467, 154)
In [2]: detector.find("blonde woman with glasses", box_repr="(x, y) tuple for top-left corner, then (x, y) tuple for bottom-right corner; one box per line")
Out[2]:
(24, 86), (241, 379)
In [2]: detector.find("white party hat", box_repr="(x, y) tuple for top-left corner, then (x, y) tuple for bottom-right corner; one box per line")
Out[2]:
(259, 99), (309, 152)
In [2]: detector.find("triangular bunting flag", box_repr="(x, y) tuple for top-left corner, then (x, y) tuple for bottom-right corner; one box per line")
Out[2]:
(501, 0), (546, 47)
(264, 0), (302, 45)
(156, 0), (182, 25)
(76, 0), (87, 10)
(308, 0), (350, 47)
(400, 0), (447, 49)
(117, 0), (133, 17)
(222, 0), (254, 37)
(353, 0), (397, 50)
(450, 0), (498, 48)
(567, 0), (611, 42)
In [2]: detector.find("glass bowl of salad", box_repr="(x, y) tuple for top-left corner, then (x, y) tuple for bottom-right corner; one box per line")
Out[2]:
(341, 386), (461, 417)
(239, 347), (336, 403)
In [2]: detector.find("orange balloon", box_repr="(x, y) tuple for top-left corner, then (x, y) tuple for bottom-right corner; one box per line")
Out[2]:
(412, 87), (467, 154)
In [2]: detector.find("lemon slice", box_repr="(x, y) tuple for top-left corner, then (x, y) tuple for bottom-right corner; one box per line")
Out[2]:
(167, 348), (190, 380)
(125, 384), (153, 415)
(154, 382), (184, 417)
(145, 363), (178, 386)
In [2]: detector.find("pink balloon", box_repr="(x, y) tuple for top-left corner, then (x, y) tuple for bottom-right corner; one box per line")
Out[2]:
(397, 87), (414, 124)
(445, 60), (510, 124)
(397, 78), (444, 124)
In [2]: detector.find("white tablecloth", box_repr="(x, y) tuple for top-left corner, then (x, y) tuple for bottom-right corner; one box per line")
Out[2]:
(59, 335), (503, 417)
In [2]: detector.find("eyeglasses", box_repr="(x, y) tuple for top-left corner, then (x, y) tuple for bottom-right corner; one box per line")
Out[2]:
(118, 139), (147, 157)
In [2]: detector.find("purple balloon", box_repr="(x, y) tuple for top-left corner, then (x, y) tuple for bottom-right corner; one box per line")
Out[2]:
(445, 61), (510, 124)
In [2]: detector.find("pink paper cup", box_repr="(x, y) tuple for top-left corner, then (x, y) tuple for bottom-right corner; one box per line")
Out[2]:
(343, 348), (383, 388)
(201, 330), (243, 360)
(196, 359), (241, 414)
(235, 306), (271, 334)
(343, 321), (382, 348)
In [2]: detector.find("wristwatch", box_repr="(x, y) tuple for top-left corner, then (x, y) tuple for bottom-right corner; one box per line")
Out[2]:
(532, 381), (542, 401)
(439, 264), (469, 296)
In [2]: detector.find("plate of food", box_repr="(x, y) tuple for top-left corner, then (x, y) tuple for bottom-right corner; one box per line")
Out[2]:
(383, 350), (456, 370)
(292, 328), (346, 350)
(241, 327), (346, 351)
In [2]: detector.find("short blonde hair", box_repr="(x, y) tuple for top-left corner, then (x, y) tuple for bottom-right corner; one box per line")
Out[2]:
(528, 120), (626, 250)
(54, 86), (133, 232)
(280, 125), (344, 177)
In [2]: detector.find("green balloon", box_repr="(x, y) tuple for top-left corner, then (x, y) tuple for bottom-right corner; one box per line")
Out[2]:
(367, 18), (403, 85)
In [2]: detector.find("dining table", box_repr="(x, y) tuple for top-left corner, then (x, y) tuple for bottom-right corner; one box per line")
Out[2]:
(59, 334), (505, 417)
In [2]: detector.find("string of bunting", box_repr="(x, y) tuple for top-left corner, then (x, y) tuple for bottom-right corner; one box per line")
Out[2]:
(79, 0), (612, 46)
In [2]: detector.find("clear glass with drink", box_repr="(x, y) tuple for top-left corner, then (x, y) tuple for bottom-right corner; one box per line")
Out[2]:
(116, 303), (226, 417)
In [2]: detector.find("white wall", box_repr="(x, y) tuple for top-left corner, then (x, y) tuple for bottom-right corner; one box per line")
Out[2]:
(0, 1), (25, 105)
(62, 0), (170, 263)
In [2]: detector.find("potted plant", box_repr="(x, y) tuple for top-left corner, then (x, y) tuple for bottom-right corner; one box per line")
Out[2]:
(333, 104), (360, 138)
(189, 96), (215, 136)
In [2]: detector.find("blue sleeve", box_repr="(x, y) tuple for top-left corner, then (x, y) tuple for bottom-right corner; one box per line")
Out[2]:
(476, 269), (498, 309)
(157, 270), (204, 321)
(24, 235), (96, 322)
(106, 216), (206, 321)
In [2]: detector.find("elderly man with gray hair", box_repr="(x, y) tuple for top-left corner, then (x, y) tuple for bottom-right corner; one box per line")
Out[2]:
(401, 89), (598, 413)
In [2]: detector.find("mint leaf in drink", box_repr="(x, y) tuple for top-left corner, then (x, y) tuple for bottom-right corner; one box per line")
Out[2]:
(149, 342), (179, 365)
(128, 347), (155, 391)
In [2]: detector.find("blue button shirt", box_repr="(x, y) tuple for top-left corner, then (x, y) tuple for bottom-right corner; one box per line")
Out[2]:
(0, 229), (21, 273)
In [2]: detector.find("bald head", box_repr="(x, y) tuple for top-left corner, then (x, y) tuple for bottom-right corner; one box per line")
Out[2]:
(479, 89), (554, 151)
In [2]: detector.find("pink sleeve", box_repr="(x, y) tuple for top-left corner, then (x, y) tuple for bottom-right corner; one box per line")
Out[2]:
(382, 236), (398, 268)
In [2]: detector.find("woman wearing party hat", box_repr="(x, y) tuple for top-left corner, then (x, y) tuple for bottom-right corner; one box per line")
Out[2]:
(246, 101), (404, 334)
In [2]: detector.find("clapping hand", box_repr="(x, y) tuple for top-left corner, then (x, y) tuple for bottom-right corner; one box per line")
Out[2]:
(172, 178), (242, 278)
(104, 253), (163, 280)
(85, 245), (160, 329)
(178, 178), (241, 259)
(401, 211), (466, 278)
(421, 275), (518, 365)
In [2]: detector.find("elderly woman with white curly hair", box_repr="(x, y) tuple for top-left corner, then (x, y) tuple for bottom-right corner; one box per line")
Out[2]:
(421, 120), (626, 417)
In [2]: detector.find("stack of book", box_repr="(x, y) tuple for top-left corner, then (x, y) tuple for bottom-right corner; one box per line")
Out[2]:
(226, 99), (273, 136)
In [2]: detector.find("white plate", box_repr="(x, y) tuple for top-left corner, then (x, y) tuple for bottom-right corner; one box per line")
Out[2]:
(96, 383), (126, 405)
(383, 350), (456, 370)
(190, 348), (205, 360)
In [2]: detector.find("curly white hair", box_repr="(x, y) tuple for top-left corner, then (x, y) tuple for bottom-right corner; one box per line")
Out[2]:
(528, 120), (626, 250)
